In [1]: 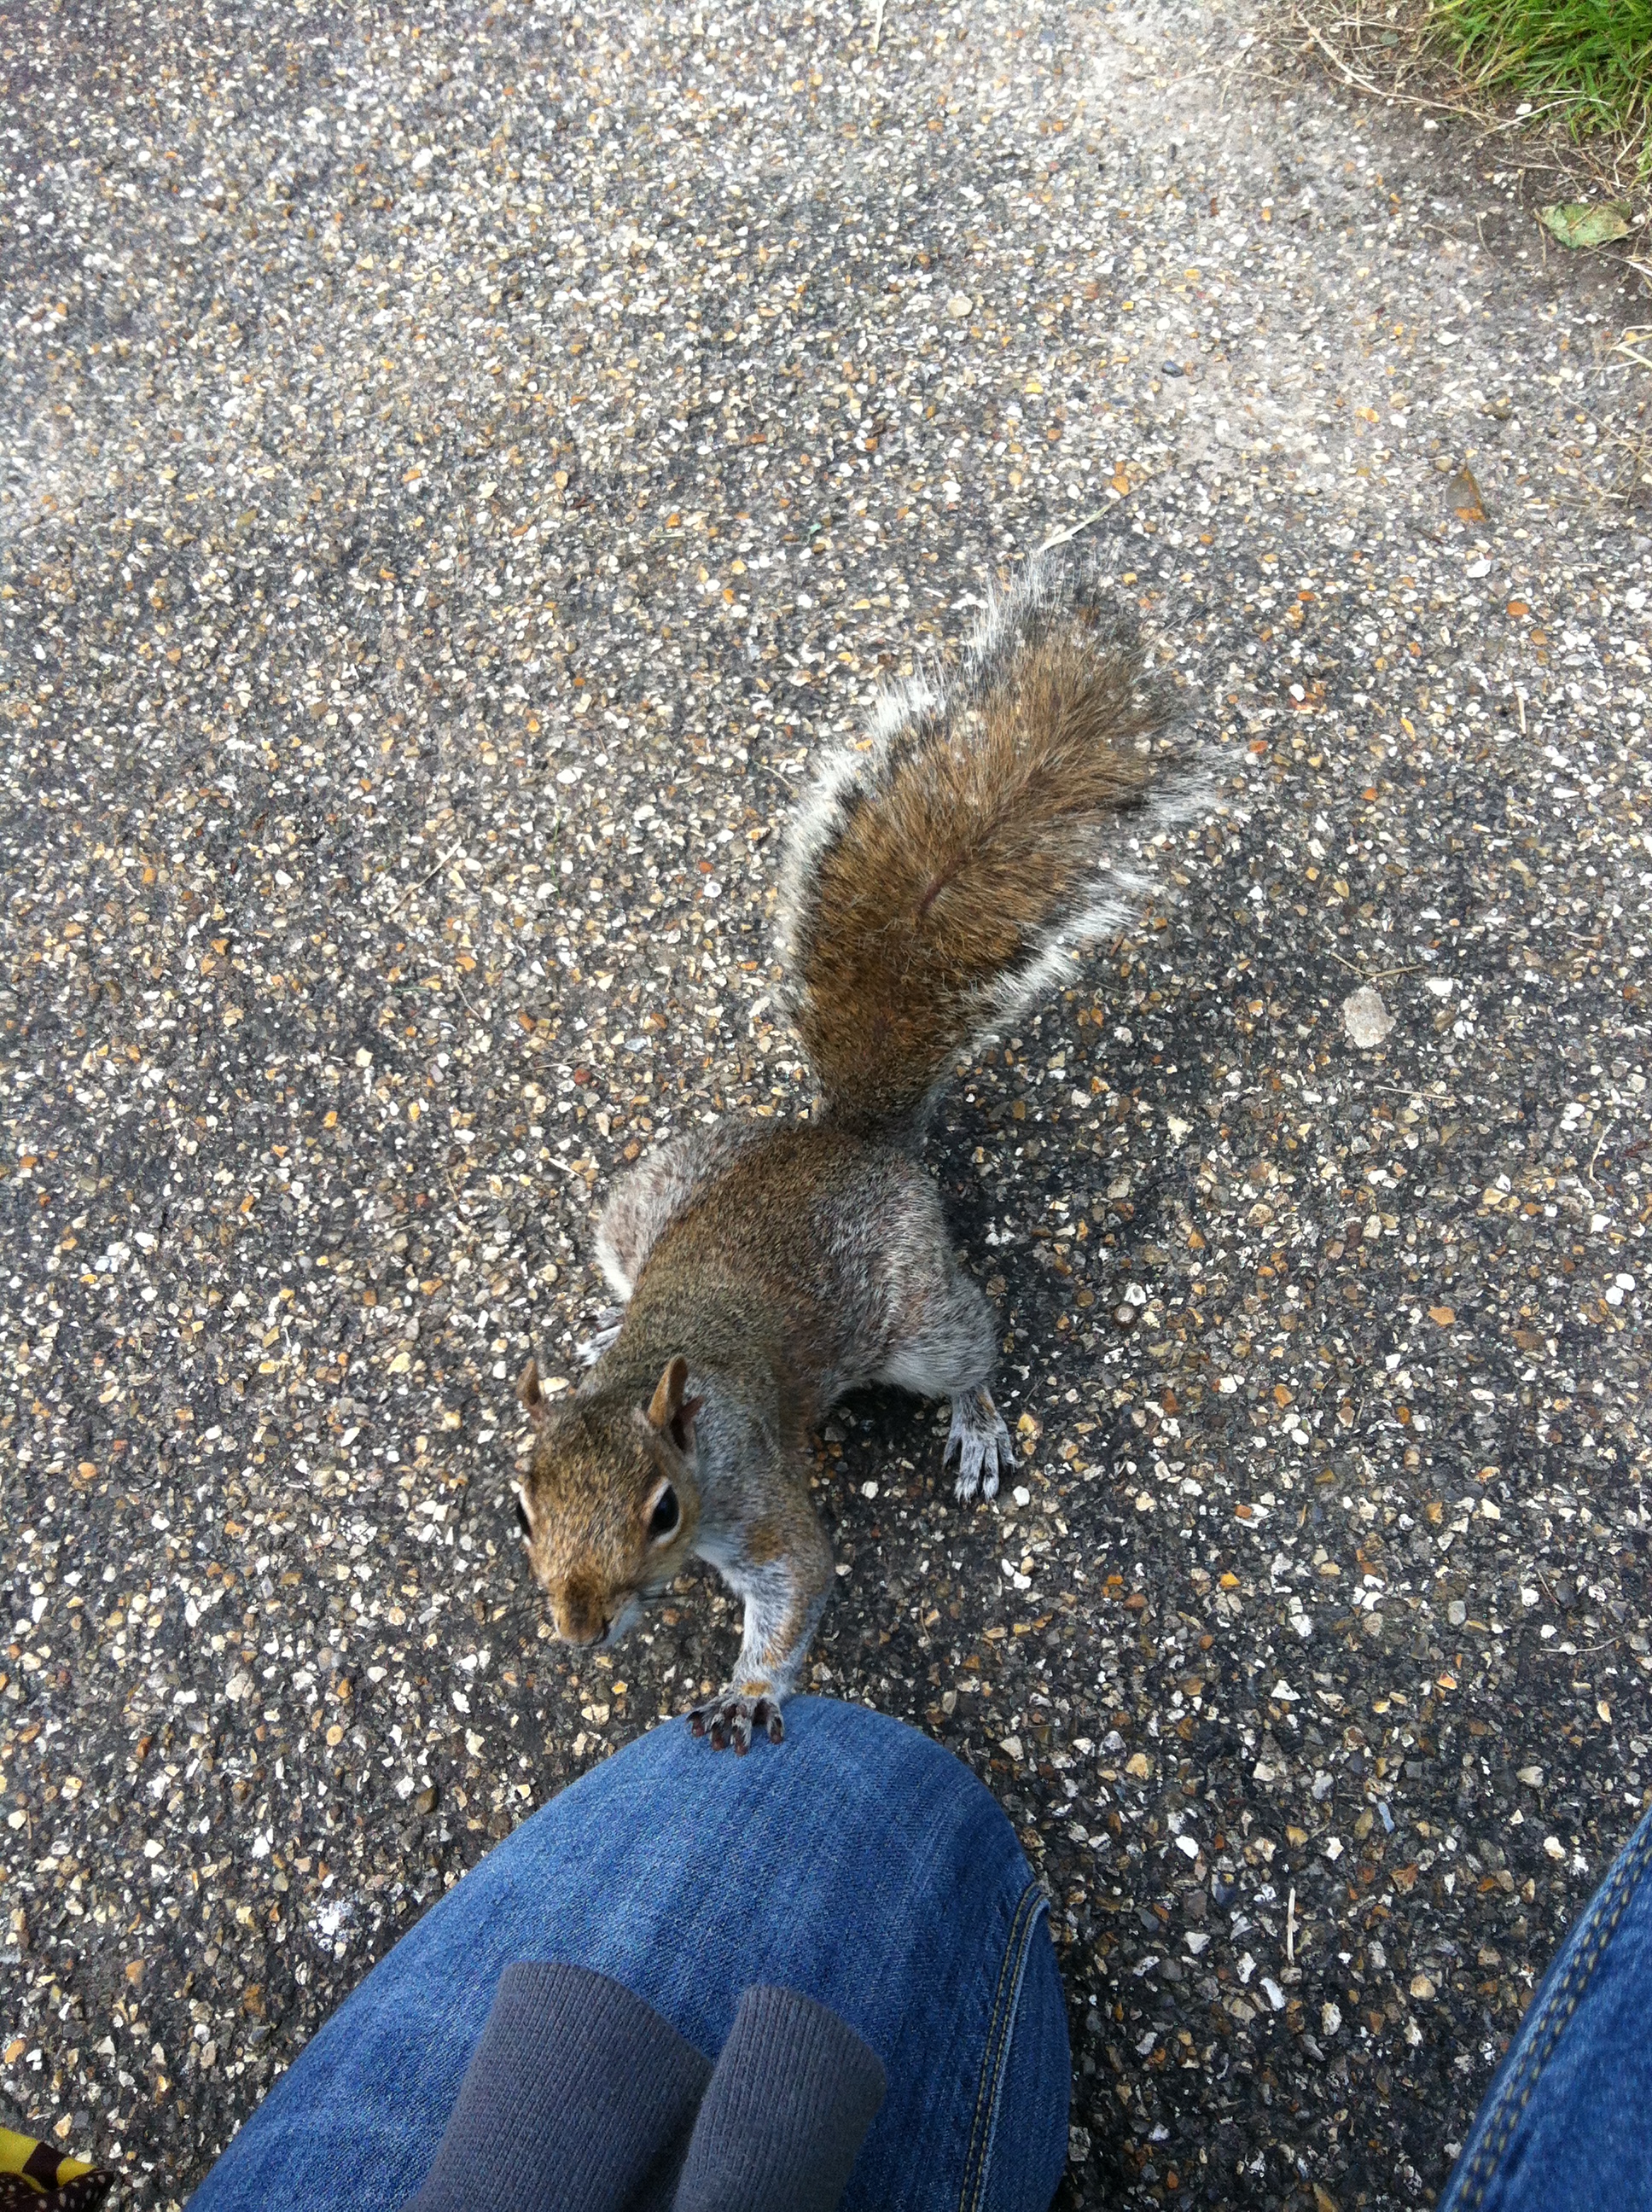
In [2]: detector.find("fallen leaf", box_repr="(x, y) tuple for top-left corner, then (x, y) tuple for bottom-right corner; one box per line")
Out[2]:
(1446, 464), (1486, 522)
(1539, 201), (1631, 250)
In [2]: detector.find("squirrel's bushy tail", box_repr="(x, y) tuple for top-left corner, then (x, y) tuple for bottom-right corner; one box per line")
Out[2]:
(777, 549), (1207, 1138)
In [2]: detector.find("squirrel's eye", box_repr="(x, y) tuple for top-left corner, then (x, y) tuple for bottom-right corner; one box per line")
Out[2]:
(513, 1493), (532, 1540)
(648, 1485), (679, 1544)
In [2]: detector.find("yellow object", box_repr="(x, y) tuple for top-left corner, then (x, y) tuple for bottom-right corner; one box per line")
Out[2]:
(0, 2126), (101, 2192)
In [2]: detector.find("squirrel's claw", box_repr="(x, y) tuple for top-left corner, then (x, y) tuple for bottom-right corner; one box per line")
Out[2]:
(945, 1388), (1014, 1504)
(689, 1688), (786, 1754)
(576, 1308), (625, 1367)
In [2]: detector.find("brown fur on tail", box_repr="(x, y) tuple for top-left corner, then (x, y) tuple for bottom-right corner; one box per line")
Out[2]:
(777, 550), (1201, 1138)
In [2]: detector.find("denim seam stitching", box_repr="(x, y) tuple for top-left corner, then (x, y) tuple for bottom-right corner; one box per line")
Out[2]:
(958, 1882), (1047, 2212)
(1453, 1817), (1652, 2212)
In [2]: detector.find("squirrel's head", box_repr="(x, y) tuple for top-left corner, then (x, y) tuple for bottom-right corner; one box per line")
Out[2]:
(510, 1353), (701, 1650)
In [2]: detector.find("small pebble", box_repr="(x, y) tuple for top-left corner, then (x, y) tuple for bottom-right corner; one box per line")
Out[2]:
(1342, 984), (1395, 1048)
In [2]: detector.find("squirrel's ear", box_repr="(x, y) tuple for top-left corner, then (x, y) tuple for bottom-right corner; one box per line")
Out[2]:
(645, 1355), (689, 1432)
(644, 1356), (701, 1455)
(516, 1358), (550, 1430)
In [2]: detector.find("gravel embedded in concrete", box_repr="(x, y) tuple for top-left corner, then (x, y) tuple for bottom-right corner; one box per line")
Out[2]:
(2, 2), (1649, 2207)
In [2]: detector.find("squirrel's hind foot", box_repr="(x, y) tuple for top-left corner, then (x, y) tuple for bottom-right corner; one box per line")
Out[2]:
(946, 1387), (1013, 1503)
(576, 1307), (625, 1367)
(689, 1686), (786, 1755)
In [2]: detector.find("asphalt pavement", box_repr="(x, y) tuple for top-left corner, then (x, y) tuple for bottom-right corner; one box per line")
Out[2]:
(2, 1), (1649, 2205)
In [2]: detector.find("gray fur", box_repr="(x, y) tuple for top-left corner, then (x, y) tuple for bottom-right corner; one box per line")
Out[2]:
(594, 1118), (763, 1300)
(525, 551), (1215, 1750)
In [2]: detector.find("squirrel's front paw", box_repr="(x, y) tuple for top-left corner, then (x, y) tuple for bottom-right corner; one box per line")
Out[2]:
(688, 1685), (786, 1755)
(945, 1386), (1014, 1503)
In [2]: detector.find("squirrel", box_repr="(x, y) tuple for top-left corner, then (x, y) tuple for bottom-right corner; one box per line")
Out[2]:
(513, 548), (1205, 1752)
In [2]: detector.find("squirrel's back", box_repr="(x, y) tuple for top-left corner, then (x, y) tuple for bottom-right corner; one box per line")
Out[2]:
(777, 550), (1207, 1138)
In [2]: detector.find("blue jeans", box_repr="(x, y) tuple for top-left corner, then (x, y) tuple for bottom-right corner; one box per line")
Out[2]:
(186, 1698), (1069, 2212)
(1442, 1800), (1652, 2212)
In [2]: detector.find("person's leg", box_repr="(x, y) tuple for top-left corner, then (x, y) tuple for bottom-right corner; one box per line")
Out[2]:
(979, 1897), (1073, 2212)
(1440, 1801), (1652, 2212)
(186, 1698), (1069, 2212)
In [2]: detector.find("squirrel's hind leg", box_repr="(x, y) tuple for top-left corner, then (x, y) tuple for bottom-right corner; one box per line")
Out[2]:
(874, 1258), (1014, 1502)
(594, 1119), (758, 1301)
(945, 1387), (1015, 1504)
(576, 1307), (625, 1366)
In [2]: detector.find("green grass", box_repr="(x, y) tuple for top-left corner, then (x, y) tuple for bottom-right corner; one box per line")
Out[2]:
(1429, 0), (1652, 149)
